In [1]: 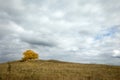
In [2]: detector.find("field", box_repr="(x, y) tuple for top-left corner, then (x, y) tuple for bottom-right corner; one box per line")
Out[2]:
(0, 60), (120, 80)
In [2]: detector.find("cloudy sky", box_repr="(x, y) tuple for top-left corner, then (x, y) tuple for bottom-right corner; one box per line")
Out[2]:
(0, 0), (120, 65)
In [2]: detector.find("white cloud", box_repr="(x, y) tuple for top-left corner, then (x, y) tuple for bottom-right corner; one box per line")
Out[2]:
(113, 50), (120, 57)
(52, 11), (65, 18)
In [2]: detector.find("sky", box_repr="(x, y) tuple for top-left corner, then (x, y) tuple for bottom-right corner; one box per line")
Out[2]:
(0, 0), (120, 65)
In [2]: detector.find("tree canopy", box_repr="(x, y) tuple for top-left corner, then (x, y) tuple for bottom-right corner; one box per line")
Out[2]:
(22, 50), (39, 61)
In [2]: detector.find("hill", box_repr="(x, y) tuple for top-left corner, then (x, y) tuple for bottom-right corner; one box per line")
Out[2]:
(0, 60), (120, 80)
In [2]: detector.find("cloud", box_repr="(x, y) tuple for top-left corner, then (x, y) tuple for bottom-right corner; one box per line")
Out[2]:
(113, 50), (120, 57)
(0, 21), (24, 38)
(0, 0), (120, 65)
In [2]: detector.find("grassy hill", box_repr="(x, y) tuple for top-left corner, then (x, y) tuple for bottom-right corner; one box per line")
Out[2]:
(0, 60), (120, 80)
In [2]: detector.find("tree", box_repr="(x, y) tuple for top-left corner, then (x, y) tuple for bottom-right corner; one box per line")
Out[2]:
(22, 50), (39, 61)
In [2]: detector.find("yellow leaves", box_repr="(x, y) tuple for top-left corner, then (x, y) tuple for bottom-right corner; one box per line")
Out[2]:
(22, 50), (39, 61)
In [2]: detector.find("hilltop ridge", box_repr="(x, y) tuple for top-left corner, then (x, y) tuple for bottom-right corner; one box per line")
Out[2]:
(0, 60), (120, 80)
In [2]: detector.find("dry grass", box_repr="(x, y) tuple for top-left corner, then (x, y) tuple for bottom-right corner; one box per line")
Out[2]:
(0, 60), (120, 80)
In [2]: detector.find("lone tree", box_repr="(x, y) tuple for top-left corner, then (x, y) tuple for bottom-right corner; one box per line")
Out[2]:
(22, 50), (39, 61)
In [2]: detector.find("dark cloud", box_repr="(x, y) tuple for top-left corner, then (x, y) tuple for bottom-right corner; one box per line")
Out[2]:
(21, 39), (56, 47)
